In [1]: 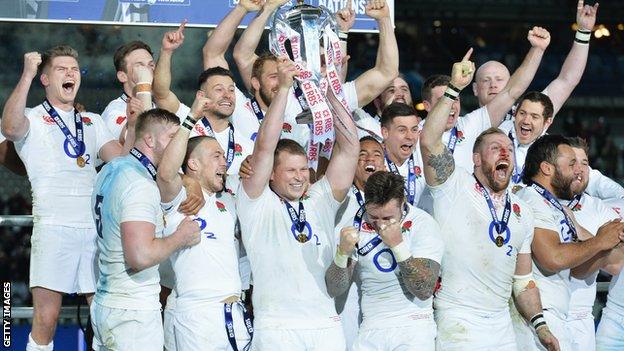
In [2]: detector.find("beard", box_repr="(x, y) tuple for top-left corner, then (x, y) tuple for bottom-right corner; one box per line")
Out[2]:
(551, 167), (575, 200)
(481, 162), (511, 193)
(259, 85), (273, 106)
(209, 106), (231, 120)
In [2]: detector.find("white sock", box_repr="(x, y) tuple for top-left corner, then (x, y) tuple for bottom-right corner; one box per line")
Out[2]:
(26, 333), (54, 351)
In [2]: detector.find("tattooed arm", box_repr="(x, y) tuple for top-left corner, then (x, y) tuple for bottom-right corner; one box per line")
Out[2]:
(398, 258), (440, 300)
(420, 49), (475, 187)
(325, 260), (357, 298)
(326, 226), (360, 298)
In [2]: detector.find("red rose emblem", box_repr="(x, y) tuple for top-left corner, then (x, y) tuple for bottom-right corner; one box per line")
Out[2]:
(414, 166), (422, 177)
(115, 116), (126, 125)
(195, 124), (206, 135)
(215, 201), (226, 212)
(613, 207), (621, 215)
(42, 115), (55, 125)
(82, 116), (92, 126)
(234, 143), (242, 155)
(456, 130), (464, 139)
(512, 203), (521, 217)
(282, 123), (292, 133)
(402, 220), (413, 232)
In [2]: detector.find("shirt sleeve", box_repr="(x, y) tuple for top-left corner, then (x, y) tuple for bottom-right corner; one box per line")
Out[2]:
(586, 167), (624, 200)
(120, 179), (161, 224)
(457, 106), (492, 139)
(517, 188), (559, 233)
(101, 102), (126, 141)
(518, 202), (535, 254)
(161, 187), (187, 215)
(92, 113), (117, 153)
(409, 211), (445, 264)
(343, 80), (359, 111)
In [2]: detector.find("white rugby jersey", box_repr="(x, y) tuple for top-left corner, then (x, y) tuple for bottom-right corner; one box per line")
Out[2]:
(14, 103), (114, 228)
(354, 109), (382, 140)
(517, 185), (575, 317)
(236, 178), (341, 329)
(355, 204), (444, 329)
(568, 194), (618, 318)
(162, 187), (241, 312)
(92, 153), (163, 310)
(600, 198), (624, 318)
(384, 145), (426, 206)
(430, 168), (534, 314)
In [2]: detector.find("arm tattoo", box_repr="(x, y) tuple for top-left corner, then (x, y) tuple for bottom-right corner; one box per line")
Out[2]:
(398, 257), (440, 301)
(325, 261), (356, 298)
(426, 147), (455, 185)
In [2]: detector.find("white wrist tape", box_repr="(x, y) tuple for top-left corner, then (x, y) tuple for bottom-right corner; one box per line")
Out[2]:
(391, 241), (411, 262)
(334, 248), (350, 268)
(575, 30), (591, 44)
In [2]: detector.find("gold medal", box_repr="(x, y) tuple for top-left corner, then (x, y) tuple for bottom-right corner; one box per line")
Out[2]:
(512, 185), (523, 194)
(495, 236), (504, 247)
(297, 233), (308, 243)
(76, 156), (86, 168)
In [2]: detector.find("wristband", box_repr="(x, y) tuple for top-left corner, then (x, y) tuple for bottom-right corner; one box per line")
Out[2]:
(334, 248), (350, 268)
(444, 84), (460, 100)
(338, 31), (349, 40)
(134, 82), (152, 94)
(390, 241), (411, 263)
(575, 29), (591, 44)
(182, 115), (197, 131)
(530, 313), (547, 331)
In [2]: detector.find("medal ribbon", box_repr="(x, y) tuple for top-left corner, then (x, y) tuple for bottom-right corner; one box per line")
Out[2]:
(473, 175), (512, 235)
(250, 97), (264, 123)
(385, 153), (416, 205)
(447, 127), (459, 154)
(567, 194), (583, 211)
(130, 147), (157, 181)
(224, 302), (253, 351)
(275, 192), (309, 243)
(357, 203), (410, 256)
(120, 92), (129, 103)
(43, 99), (85, 158)
(199, 118), (235, 171)
(530, 182), (578, 241)
(352, 185), (365, 230)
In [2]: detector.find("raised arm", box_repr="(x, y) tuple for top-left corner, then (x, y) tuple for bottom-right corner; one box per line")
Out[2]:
(531, 220), (624, 273)
(512, 253), (560, 351)
(203, 0), (262, 70)
(586, 168), (624, 199)
(485, 27), (550, 127)
(242, 57), (296, 199)
(545, 0), (598, 116)
(157, 95), (209, 203)
(325, 226), (359, 298)
(420, 50), (474, 186)
(233, 0), (288, 90)
(324, 88), (360, 202)
(1, 52), (40, 141)
(153, 22), (186, 113)
(352, 0), (399, 107)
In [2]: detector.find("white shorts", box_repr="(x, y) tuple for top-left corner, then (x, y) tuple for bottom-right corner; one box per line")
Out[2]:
(174, 302), (252, 351)
(435, 308), (516, 350)
(30, 224), (97, 294)
(90, 302), (163, 351)
(596, 308), (624, 351)
(567, 313), (595, 351)
(335, 284), (360, 351)
(251, 325), (345, 351)
(353, 315), (436, 351)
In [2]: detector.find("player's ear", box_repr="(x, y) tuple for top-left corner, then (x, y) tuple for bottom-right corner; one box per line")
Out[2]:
(117, 70), (128, 84)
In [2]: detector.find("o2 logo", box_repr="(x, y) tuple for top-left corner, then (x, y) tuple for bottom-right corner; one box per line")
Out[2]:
(64, 140), (91, 165)
(373, 248), (397, 273)
(194, 217), (216, 239)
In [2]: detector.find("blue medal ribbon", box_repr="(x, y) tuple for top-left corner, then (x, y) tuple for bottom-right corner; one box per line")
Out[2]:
(508, 130), (524, 184)
(567, 194), (583, 211)
(447, 127), (459, 154)
(473, 175), (512, 246)
(385, 153), (416, 205)
(530, 182), (578, 241)
(352, 185), (365, 230)
(293, 82), (309, 110)
(224, 302), (253, 351)
(275, 192), (310, 243)
(43, 99), (85, 158)
(200, 118), (235, 171)
(250, 97), (265, 123)
(129, 147), (157, 181)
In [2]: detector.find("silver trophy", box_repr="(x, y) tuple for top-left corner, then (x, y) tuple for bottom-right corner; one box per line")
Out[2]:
(269, 0), (337, 124)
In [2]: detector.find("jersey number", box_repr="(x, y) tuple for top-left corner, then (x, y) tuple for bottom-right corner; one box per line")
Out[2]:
(94, 195), (104, 238)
